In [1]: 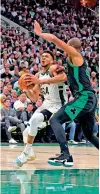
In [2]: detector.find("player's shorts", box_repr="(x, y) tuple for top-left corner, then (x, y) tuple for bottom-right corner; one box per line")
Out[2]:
(64, 91), (97, 121)
(35, 100), (62, 115)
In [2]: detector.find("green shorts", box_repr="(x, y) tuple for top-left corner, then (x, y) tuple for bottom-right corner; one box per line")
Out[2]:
(64, 91), (97, 121)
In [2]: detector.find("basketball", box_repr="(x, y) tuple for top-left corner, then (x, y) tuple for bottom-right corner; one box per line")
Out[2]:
(80, 0), (97, 7)
(18, 74), (35, 91)
(18, 74), (29, 91)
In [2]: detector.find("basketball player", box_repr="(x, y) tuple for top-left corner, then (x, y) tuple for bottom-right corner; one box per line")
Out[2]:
(14, 50), (68, 167)
(32, 21), (99, 166)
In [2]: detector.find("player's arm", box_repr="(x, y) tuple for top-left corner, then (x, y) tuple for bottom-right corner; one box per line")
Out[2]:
(34, 21), (83, 66)
(26, 85), (40, 103)
(39, 65), (67, 85)
(26, 73), (40, 102)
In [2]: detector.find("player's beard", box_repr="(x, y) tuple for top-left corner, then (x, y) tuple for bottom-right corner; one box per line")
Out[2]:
(41, 61), (50, 68)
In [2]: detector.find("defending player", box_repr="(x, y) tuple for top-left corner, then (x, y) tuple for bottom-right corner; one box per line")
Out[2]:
(31, 21), (99, 167)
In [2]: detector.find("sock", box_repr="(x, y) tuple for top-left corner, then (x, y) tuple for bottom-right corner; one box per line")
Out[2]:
(23, 144), (32, 154)
(60, 142), (70, 155)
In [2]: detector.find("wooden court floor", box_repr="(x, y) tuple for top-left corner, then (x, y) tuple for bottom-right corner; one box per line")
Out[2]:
(1, 144), (99, 170)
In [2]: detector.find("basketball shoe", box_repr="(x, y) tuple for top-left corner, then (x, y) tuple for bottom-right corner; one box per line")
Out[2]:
(14, 148), (36, 167)
(48, 152), (74, 167)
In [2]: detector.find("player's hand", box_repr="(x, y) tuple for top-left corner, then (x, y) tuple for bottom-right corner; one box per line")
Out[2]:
(80, 0), (86, 6)
(26, 83), (35, 90)
(80, 0), (97, 7)
(55, 65), (65, 73)
(24, 74), (40, 85)
(34, 20), (42, 36)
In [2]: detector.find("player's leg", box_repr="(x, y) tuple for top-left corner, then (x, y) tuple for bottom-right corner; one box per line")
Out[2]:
(49, 91), (97, 166)
(22, 110), (52, 160)
(78, 92), (99, 149)
(23, 109), (52, 144)
(49, 105), (74, 166)
(81, 113), (99, 149)
(14, 110), (52, 167)
(14, 112), (44, 167)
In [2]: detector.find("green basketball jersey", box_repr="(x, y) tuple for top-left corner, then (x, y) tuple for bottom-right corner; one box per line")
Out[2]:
(66, 59), (94, 96)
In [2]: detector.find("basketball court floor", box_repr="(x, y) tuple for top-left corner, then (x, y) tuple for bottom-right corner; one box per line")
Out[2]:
(1, 143), (99, 194)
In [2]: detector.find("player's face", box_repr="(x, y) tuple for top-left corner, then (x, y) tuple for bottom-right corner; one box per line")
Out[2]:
(41, 53), (53, 67)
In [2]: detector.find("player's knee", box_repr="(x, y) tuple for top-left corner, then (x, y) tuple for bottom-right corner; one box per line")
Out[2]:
(29, 113), (44, 137)
(23, 128), (27, 136)
(30, 113), (44, 126)
(50, 115), (57, 126)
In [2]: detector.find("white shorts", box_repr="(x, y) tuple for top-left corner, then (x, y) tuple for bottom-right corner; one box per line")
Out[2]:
(23, 100), (62, 143)
(35, 100), (62, 114)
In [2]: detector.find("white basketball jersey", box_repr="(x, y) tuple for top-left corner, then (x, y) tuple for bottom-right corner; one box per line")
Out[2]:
(39, 69), (68, 106)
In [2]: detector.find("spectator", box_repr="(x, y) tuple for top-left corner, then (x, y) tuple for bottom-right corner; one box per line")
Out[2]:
(7, 46), (13, 56)
(91, 71), (97, 84)
(20, 56), (29, 68)
(10, 90), (18, 108)
(19, 64), (29, 76)
(10, 66), (20, 84)
(0, 80), (4, 93)
(14, 93), (30, 111)
(65, 122), (78, 144)
(2, 87), (9, 97)
(1, 98), (25, 143)
(64, 96), (78, 144)
(0, 94), (6, 110)
(31, 63), (39, 75)
(0, 63), (10, 75)
(1, 98), (17, 143)
(20, 103), (34, 126)
(93, 99), (99, 136)
(1, 67), (12, 79)
(34, 96), (44, 110)
(8, 53), (16, 65)
(6, 83), (13, 94)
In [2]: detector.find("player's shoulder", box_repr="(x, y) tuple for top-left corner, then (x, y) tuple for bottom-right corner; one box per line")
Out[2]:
(49, 64), (58, 74)
(49, 64), (57, 71)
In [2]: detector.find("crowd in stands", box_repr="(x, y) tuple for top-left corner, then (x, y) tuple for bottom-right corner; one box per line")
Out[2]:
(0, 0), (99, 144)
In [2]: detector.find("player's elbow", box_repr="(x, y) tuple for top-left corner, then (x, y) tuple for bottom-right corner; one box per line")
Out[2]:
(62, 74), (67, 82)
(59, 74), (67, 82)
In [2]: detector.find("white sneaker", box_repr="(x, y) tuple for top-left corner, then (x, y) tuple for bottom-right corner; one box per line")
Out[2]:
(14, 150), (36, 167)
(9, 138), (18, 144)
(14, 152), (28, 167)
(68, 140), (78, 145)
(8, 126), (17, 132)
(27, 148), (36, 161)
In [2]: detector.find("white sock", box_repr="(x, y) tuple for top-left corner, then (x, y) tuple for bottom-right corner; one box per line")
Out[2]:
(23, 144), (32, 154)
